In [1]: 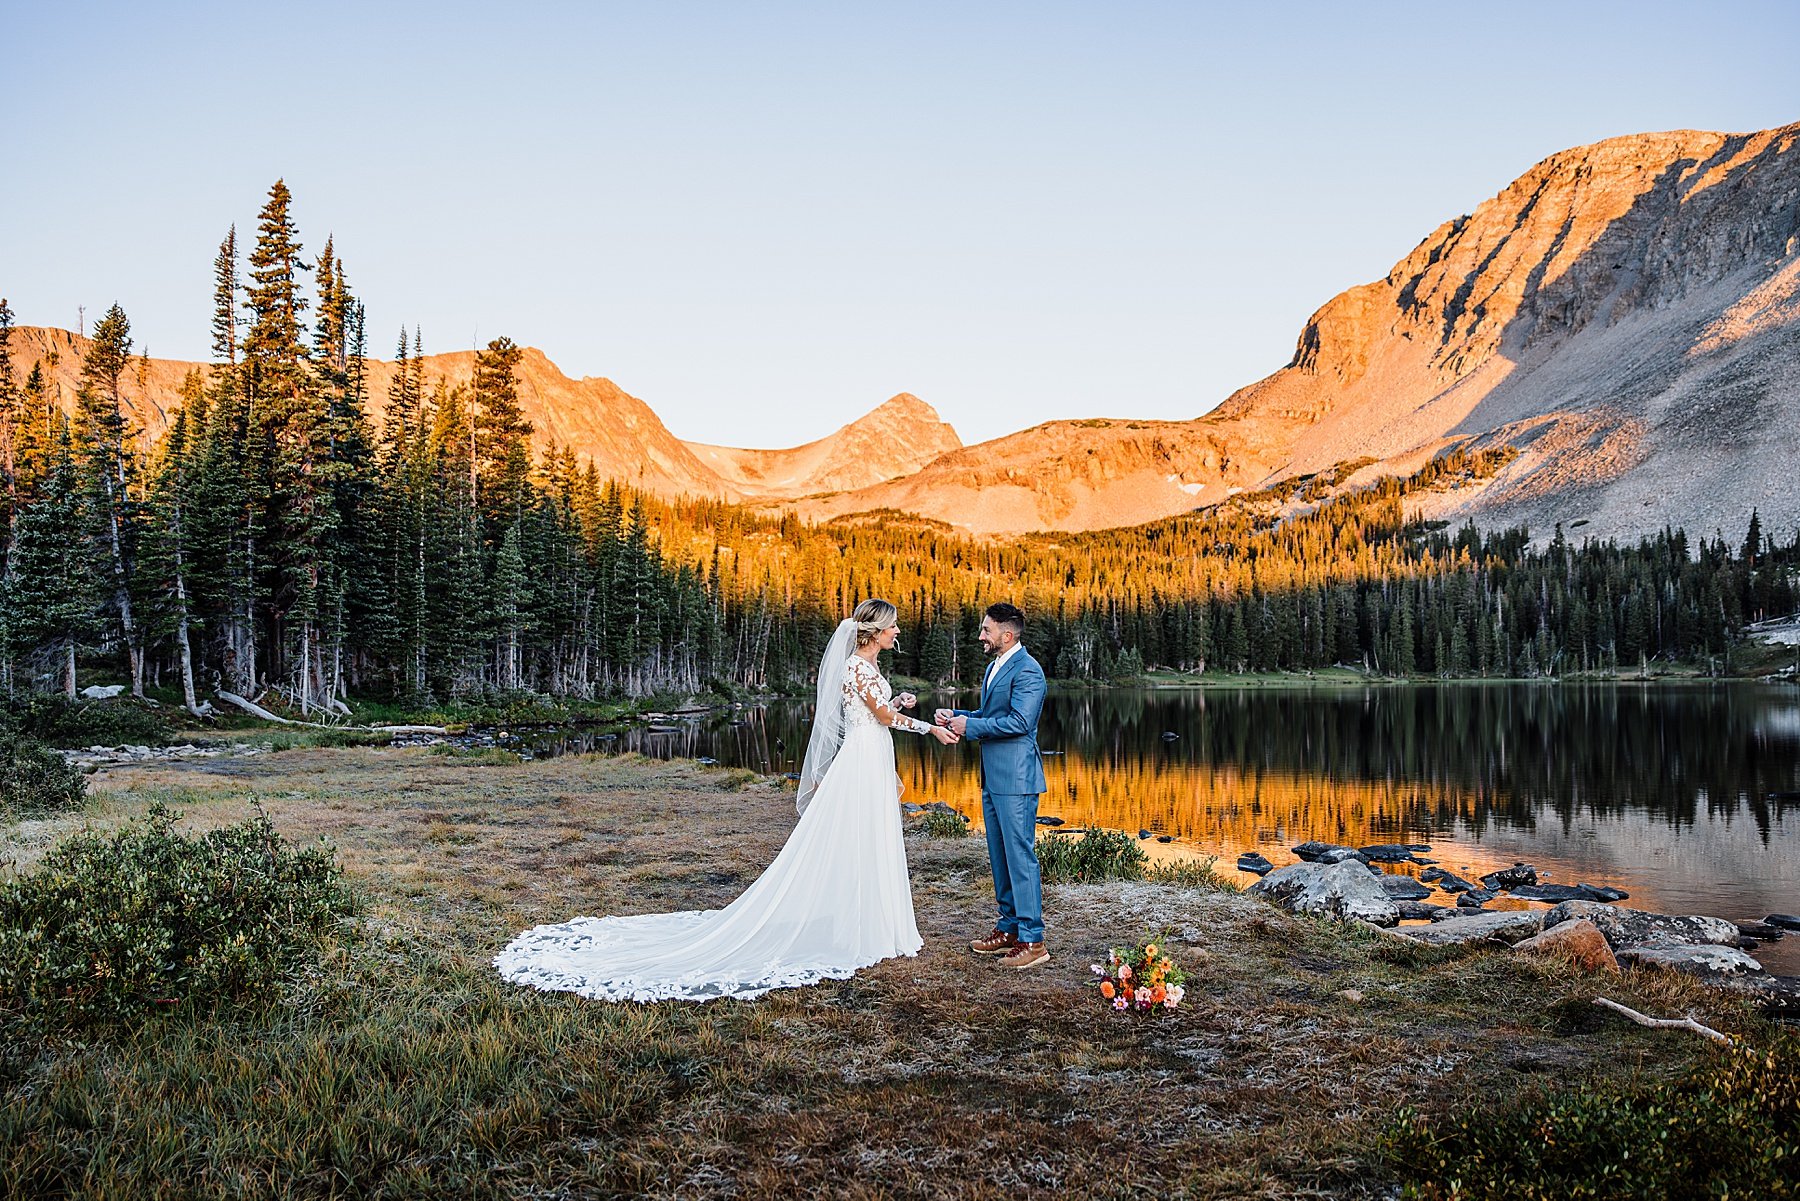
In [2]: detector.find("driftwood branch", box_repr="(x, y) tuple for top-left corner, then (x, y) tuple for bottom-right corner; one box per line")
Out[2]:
(1594, 996), (1733, 1045)
(215, 692), (445, 736)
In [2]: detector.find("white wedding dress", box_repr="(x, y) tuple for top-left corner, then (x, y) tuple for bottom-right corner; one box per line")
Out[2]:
(494, 652), (928, 1002)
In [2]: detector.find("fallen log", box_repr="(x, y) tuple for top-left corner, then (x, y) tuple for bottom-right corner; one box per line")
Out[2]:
(215, 693), (446, 736)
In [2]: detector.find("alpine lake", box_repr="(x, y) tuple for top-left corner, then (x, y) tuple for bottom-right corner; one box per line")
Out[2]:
(488, 680), (1800, 973)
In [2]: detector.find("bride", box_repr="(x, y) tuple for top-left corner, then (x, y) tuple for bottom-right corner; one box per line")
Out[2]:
(494, 599), (958, 1002)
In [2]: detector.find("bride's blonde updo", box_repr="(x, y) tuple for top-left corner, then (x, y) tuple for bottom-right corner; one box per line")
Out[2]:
(852, 598), (898, 648)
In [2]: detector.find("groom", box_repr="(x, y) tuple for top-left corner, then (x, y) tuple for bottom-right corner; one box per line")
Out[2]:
(936, 602), (1050, 970)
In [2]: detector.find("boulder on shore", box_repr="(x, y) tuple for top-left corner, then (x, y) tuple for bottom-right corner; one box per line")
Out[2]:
(1618, 944), (1765, 979)
(1513, 918), (1619, 973)
(1404, 910), (1544, 946)
(1248, 860), (1400, 926)
(1542, 901), (1740, 951)
(1377, 874), (1432, 901)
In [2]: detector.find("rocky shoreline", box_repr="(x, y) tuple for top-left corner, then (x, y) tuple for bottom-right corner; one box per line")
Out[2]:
(1243, 844), (1800, 1018)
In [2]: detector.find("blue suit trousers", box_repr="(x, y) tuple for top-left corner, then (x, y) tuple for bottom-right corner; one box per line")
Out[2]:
(982, 789), (1044, 943)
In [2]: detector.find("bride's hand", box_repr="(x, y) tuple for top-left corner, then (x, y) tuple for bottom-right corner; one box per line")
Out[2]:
(929, 724), (959, 745)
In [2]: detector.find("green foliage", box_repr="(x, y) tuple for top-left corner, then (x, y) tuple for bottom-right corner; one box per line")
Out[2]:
(0, 803), (356, 1030)
(920, 809), (971, 838)
(1037, 829), (1148, 884)
(1144, 855), (1235, 890)
(0, 734), (87, 815)
(1382, 1033), (1800, 1199)
(427, 744), (522, 765)
(4, 694), (176, 747)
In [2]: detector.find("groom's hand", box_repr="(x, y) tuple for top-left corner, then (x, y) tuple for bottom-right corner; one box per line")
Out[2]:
(946, 715), (969, 737)
(894, 692), (917, 710)
(933, 708), (955, 726)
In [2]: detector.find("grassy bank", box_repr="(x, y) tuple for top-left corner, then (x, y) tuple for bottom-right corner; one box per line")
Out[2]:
(0, 747), (1782, 1198)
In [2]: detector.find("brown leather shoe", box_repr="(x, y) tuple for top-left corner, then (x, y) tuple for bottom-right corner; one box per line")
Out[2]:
(970, 929), (1019, 955)
(998, 941), (1050, 970)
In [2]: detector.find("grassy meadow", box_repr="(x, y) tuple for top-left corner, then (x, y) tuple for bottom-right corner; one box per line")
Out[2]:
(0, 743), (1783, 1199)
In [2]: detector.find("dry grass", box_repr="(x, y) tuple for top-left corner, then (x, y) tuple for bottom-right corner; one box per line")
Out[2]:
(0, 746), (1770, 1199)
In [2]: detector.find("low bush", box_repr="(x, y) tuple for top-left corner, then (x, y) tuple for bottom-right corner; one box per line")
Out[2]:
(4, 694), (176, 748)
(1145, 855), (1235, 890)
(0, 733), (88, 815)
(1037, 829), (1148, 883)
(921, 809), (971, 838)
(1382, 1032), (1800, 1198)
(0, 803), (357, 1030)
(427, 744), (522, 765)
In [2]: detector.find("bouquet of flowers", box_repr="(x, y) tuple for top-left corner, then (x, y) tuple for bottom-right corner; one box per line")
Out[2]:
(1091, 934), (1187, 1013)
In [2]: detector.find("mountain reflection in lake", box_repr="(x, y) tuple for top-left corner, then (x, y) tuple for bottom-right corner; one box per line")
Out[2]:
(523, 683), (1800, 972)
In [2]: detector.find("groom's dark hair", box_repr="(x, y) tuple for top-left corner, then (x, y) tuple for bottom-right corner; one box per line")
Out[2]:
(985, 602), (1025, 637)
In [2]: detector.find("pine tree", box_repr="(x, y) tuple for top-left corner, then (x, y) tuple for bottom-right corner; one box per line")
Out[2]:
(73, 303), (147, 695)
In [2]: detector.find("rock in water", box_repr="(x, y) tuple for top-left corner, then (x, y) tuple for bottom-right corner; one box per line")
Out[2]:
(1508, 883), (1616, 903)
(1405, 910), (1544, 946)
(1768, 914), (1800, 931)
(1035, 816), (1065, 826)
(1479, 865), (1537, 890)
(1248, 860), (1400, 927)
(1420, 867), (1476, 893)
(1378, 874), (1432, 901)
(1138, 829), (1153, 840)
(1236, 852), (1275, 876)
(1542, 901), (1742, 950)
(1458, 889), (1497, 907)
(1359, 843), (1431, 862)
(1513, 918), (1619, 972)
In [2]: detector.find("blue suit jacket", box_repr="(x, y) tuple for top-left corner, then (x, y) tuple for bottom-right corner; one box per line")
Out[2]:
(953, 648), (1048, 796)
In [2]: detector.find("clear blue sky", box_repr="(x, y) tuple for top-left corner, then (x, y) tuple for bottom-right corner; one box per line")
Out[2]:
(4, 2), (1796, 447)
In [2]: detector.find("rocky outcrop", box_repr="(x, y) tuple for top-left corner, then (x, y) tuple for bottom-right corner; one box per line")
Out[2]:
(1248, 860), (1399, 926)
(1541, 901), (1741, 951)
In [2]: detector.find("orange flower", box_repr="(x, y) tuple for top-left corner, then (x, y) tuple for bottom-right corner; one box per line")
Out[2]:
(1100, 980), (1116, 999)
(1151, 985), (1167, 1004)
(1145, 944), (1158, 958)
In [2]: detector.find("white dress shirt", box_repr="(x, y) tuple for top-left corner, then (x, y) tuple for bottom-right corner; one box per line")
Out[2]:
(984, 640), (1024, 690)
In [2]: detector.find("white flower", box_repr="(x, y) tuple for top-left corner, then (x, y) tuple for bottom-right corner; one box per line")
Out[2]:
(1165, 984), (1185, 1009)
(1090, 964), (1105, 976)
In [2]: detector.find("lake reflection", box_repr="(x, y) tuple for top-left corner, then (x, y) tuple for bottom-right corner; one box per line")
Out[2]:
(527, 683), (1800, 972)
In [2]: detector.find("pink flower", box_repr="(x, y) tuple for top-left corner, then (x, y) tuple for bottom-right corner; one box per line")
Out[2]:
(1135, 987), (1151, 1006)
(1090, 964), (1105, 976)
(1119, 965), (1132, 980)
(1112, 997), (1129, 1011)
(1165, 985), (1185, 1009)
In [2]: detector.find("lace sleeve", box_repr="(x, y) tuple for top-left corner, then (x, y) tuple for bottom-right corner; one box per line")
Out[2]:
(847, 659), (931, 734)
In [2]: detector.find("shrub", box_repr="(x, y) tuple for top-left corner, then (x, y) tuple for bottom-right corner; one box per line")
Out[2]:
(0, 734), (88, 815)
(921, 809), (971, 838)
(4, 694), (176, 748)
(0, 803), (357, 1029)
(428, 744), (522, 765)
(1145, 856), (1235, 891)
(1382, 1032), (1800, 1198)
(1037, 829), (1148, 883)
